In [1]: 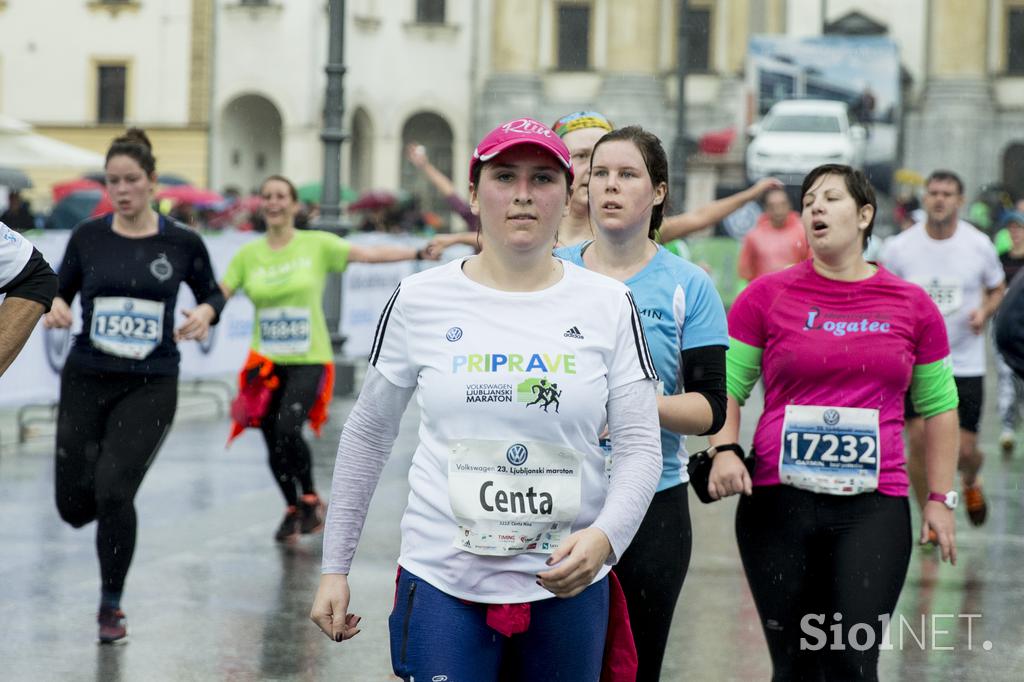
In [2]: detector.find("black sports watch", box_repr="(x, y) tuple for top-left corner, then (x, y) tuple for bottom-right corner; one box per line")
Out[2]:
(704, 443), (745, 459)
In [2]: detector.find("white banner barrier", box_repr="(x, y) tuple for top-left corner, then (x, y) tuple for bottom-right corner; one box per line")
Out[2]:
(0, 229), (471, 406)
(0, 230), (260, 407)
(338, 232), (472, 359)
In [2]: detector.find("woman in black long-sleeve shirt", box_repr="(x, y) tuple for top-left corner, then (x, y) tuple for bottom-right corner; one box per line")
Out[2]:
(43, 129), (225, 644)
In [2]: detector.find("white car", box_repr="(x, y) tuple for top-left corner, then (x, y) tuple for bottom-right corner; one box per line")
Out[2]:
(745, 99), (867, 185)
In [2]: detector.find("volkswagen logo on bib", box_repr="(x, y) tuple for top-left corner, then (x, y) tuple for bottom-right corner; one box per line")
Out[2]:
(506, 443), (528, 466)
(446, 327), (463, 342)
(823, 409), (841, 426)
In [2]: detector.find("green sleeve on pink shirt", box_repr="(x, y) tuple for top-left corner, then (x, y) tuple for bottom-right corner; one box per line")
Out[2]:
(910, 357), (959, 418)
(725, 337), (763, 406)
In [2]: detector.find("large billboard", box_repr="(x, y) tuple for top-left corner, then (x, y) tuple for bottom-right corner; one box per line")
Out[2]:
(746, 35), (901, 193)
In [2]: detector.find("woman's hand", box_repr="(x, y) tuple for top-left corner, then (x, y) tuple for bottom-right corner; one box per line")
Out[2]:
(42, 296), (72, 329)
(310, 574), (362, 642)
(921, 501), (957, 565)
(708, 450), (752, 500)
(536, 527), (612, 598)
(173, 303), (215, 342)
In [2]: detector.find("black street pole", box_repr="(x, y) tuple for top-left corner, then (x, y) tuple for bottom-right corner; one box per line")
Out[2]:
(319, 0), (347, 228)
(672, 0), (690, 213)
(317, 0), (349, 356)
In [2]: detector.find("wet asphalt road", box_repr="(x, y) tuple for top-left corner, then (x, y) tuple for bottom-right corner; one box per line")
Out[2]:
(1, 373), (1023, 681)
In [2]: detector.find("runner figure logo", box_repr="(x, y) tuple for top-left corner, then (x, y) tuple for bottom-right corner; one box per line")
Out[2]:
(518, 377), (562, 413)
(149, 253), (173, 282)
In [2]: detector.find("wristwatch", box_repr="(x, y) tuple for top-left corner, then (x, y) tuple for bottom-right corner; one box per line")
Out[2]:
(927, 491), (959, 509)
(705, 443), (745, 459)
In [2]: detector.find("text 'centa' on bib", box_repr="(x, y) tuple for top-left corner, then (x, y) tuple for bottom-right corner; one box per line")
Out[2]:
(90, 296), (164, 360)
(779, 405), (880, 495)
(448, 439), (583, 556)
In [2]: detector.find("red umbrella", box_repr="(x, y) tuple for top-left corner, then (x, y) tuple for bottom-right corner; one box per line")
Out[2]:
(348, 190), (396, 212)
(53, 178), (104, 202)
(156, 185), (225, 206)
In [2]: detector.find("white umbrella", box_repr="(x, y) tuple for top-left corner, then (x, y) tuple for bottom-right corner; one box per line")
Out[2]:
(0, 114), (105, 168)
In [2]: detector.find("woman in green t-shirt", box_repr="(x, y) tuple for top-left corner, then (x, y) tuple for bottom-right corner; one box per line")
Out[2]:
(221, 175), (437, 542)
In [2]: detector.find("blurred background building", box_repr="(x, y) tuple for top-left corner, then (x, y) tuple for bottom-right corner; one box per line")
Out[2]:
(0, 0), (1022, 219)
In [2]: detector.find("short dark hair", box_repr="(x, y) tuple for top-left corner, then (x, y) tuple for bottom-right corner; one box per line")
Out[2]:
(800, 164), (877, 248)
(260, 174), (298, 202)
(590, 126), (669, 240)
(926, 169), (964, 195)
(106, 127), (156, 176)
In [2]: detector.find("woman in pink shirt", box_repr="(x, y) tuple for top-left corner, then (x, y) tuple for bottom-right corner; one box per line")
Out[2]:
(704, 165), (959, 680)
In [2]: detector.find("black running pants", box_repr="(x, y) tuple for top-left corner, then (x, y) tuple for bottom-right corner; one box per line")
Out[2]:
(259, 364), (325, 506)
(736, 486), (912, 682)
(614, 482), (693, 682)
(55, 362), (177, 594)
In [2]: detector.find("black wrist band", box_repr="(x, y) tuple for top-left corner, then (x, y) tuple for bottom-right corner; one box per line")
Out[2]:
(706, 443), (744, 459)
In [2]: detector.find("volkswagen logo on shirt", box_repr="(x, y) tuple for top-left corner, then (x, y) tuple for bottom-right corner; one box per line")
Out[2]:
(446, 327), (463, 342)
(506, 443), (528, 466)
(823, 409), (841, 426)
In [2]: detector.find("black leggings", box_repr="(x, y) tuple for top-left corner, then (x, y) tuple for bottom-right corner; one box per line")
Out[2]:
(260, 364), (325, 506)
(55, 362), (178, 595)
(736, 486), (912, 682)
(614, 483), (692, 682)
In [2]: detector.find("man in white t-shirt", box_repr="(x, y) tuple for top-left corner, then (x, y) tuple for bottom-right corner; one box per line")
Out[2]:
(0, 221), (58, 376)
(882, 170), (1005, 526)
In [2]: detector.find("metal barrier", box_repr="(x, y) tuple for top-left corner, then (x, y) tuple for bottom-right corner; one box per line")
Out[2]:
(11, 379), (235, 445)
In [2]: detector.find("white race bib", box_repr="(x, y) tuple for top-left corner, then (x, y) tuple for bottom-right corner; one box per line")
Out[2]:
(911, 276), (963, 316)
(779, 405), (880, 495)
(258, 307), (312, 356)
(448, 439), (583, 556)
(90, 297), (164, 360)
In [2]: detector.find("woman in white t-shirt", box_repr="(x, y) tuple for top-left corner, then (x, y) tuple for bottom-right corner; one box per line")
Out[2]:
(310, 118), (662, 681)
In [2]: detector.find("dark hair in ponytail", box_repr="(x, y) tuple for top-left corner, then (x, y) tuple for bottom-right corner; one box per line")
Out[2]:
(106, 127), (156, 176)
(590, 126), (669, 239)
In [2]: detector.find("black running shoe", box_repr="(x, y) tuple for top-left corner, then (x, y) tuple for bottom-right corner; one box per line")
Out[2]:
(275, 506), (302, 542)
(98, 607), (127, 644)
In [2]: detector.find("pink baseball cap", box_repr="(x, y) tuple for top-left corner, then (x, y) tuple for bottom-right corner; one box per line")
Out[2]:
(469, 118), (574, 183)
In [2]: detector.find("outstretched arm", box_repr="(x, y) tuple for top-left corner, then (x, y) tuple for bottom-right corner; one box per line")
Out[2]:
(660, 177), (783, 242)
(407, 143), (457, 198)
(348, 243), (440, 263)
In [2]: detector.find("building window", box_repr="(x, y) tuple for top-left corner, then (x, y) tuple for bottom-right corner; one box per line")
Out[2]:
(1010, 8), (1024, 74)
(416, 0), (444, 24)
(684, 7), (711, 72)
(557, 3), (591, 71)
(97, 64), (126, 124)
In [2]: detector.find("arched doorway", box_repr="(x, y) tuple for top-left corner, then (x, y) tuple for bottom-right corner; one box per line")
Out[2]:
(218, 94), (283, 195)
(400, 112), (455, 223)
(349, 108), (373, 193)
(1003, 142), (1024, 200)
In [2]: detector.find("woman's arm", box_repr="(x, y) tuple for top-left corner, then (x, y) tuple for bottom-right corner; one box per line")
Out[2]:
(706, 339), (763, 499)
(657, 344), (727, 435)
(659, 177), (783, 242)
(911, 356), (960, 563)
(347, 243), (439, 264)
(921, 409), (958, 564)
(321, 366), (416, 573)
(311, 366), (416, 641)
(537, 379), (661, 597)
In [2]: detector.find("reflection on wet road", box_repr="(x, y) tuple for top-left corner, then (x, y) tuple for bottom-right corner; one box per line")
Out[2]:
(1, 380), (1022, 681)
